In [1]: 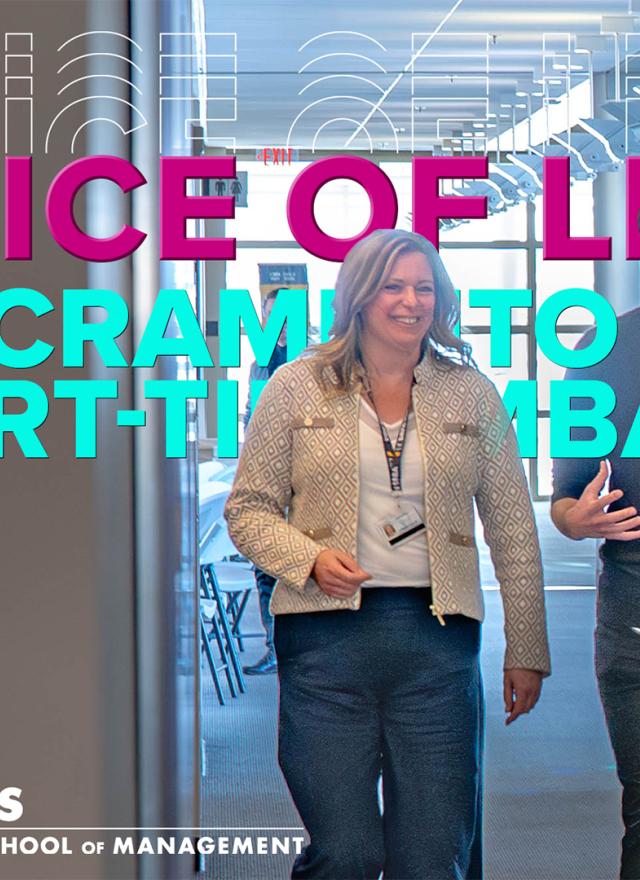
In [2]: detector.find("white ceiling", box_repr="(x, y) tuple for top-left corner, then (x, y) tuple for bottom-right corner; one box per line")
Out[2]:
(203, 0), (636, 152)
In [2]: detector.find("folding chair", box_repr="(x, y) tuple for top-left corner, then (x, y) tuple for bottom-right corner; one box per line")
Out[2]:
(208, 560), (266, 653)
(200, 608), (232, 706)
(201, 564), (247, 695)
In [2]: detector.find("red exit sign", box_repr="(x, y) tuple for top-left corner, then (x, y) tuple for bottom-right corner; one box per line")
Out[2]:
(256, 147), (299, 165)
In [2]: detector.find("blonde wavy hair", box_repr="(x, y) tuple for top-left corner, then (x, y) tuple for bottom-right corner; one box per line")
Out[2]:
(310, 228), (472, 393)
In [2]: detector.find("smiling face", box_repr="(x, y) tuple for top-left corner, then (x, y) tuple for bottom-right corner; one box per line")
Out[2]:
(360, 250), (436, 358)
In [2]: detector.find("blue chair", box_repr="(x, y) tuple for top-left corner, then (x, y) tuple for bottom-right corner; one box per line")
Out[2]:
(201, 563), (246, 697)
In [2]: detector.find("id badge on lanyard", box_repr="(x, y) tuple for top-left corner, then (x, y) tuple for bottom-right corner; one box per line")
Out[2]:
(368, 390), (426, 549)
(379, 504), (426, 547)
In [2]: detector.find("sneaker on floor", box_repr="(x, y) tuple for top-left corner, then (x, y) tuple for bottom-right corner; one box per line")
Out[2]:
(243, 649), (277, 675)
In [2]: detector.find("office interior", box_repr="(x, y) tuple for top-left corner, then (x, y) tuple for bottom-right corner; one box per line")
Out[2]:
(1, 0), (639, 878)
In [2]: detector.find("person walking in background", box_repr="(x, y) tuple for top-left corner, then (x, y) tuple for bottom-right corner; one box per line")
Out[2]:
(241, 287), (289, 676)
(551, 307), (640, 879)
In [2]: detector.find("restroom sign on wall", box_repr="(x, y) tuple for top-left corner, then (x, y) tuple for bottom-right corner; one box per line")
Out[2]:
(204, 171), (248, 207)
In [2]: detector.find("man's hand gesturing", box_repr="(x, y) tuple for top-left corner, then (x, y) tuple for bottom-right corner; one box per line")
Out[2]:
(552, 461), (640, 541)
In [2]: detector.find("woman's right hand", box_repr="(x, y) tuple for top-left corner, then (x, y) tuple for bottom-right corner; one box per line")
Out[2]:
(311, 549), (372, 599)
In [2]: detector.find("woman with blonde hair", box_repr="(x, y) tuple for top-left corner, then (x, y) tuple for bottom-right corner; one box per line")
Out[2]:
(225, 228), (550, 880)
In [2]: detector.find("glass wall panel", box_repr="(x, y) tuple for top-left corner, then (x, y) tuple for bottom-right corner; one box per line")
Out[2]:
(462, 333), (529, 395)
(380, 162), (528, 242)
(536, 417), (552, 497)
(441, 203), (527, 243)
(233, 162), (309, 241)
(226, 161), (596, 499)
(443, 248), (529, 326)
(535, 253), (595, 327)
(534, 179), (594, 240)
(537, 332), (583, 409)
(229, 246), (340, 326)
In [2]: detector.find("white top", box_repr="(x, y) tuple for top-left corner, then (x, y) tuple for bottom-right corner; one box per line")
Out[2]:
(357, 396), (431, 587)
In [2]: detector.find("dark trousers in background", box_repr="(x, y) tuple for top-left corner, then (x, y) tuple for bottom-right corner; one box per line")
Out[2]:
(274, 587), (483, 880)
(255, 567), (277, 649)
(596, 562), (640, 880)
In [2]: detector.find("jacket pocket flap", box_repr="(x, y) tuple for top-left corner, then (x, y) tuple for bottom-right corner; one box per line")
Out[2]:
(449, 531), (476, 548)
(442, 421), (479, 437)
(292, 417), (335, 429)
(301, 526), (333, 540)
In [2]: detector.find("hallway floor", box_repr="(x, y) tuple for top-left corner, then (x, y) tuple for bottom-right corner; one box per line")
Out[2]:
(202, 505), (621, 879)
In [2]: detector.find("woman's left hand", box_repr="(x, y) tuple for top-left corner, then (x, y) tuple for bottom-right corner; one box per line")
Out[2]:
(503, 669), (543, 726)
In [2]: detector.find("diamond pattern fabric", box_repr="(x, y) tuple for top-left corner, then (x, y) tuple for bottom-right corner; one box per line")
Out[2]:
(224, 352), (550, 675)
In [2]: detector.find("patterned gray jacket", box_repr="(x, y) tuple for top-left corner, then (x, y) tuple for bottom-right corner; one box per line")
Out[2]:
(224, 351), (550, 675)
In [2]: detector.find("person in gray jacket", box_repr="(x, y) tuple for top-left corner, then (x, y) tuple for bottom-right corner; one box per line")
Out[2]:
(225, 229), (550, 880)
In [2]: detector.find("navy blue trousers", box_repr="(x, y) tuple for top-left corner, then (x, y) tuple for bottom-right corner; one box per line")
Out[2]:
(254, 567), (277, 650)
(274, 588), (483, 880)
(596, 562), (640, 879)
